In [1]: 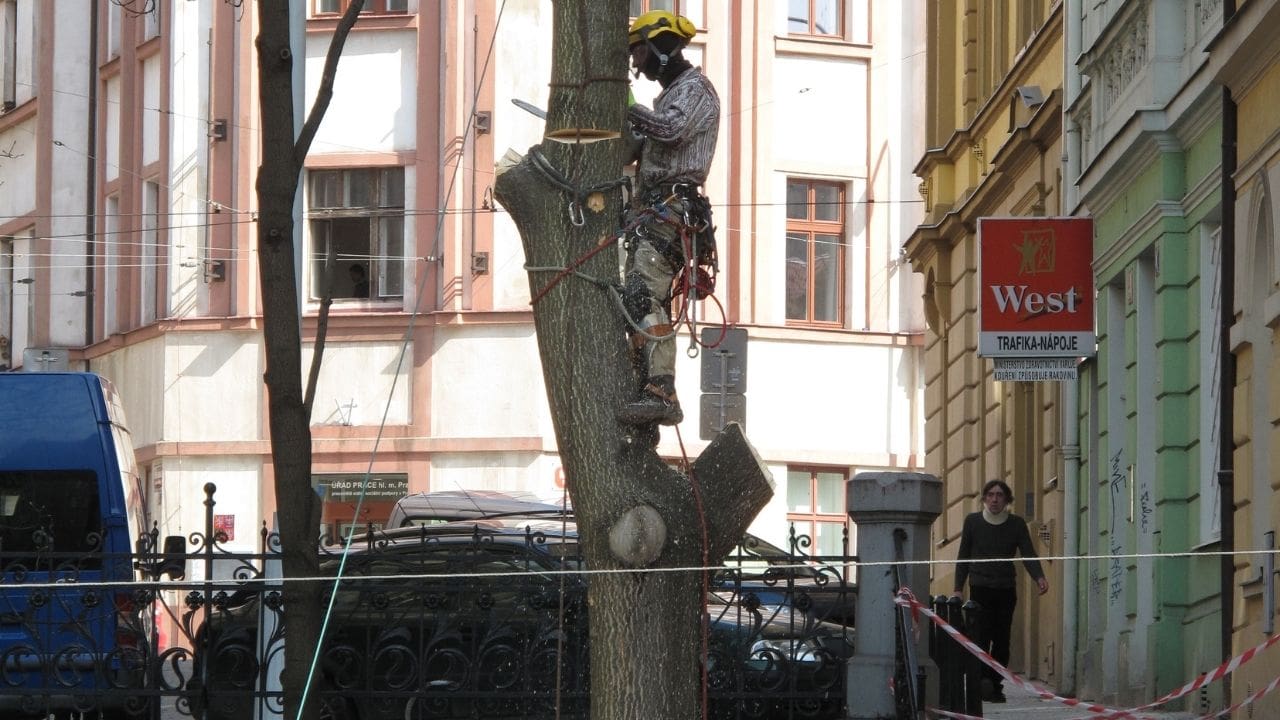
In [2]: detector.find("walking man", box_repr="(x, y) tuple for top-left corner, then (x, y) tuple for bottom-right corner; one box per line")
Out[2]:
(953, 479), (1049, 703)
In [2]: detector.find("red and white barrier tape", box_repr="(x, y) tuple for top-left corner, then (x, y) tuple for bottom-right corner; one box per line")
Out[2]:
(899, 587), (1280, 719)
(1074, 630), (1280, 719)
(895, 590), (1158, 719)
(1193, 672), (1280, 719)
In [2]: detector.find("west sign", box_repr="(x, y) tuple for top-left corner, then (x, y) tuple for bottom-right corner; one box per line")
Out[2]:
(978, 217), (1095, 358)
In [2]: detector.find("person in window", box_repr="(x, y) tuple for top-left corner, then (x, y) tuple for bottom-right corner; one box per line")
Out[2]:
(617, 9), (720, 429)
(349, 263), (370, 299)
(952, 479), (1048, 703)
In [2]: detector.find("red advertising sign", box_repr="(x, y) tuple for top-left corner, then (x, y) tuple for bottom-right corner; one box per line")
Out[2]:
(214, 514), (235, 542)
(979, 217), (1095, 357)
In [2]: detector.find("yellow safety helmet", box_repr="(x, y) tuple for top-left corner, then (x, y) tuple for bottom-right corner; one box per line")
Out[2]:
(628, 10), (697, 48)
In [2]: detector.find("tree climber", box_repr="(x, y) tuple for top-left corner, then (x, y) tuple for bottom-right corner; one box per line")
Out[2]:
(617, 9), (720, 428)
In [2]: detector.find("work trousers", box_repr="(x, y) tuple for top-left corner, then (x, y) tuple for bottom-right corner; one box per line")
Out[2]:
(969, 584), (1017, 690)
(623, 197), (689, 379)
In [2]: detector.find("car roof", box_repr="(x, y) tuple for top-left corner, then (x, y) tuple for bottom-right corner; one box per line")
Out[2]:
(386, 490), (568, 528)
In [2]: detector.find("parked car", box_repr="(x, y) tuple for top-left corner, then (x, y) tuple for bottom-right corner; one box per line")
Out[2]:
(189, 514), (853, 720)
(385, 490), (858, 626)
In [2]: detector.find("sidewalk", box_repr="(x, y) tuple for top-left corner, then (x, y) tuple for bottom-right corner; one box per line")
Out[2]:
(976, 678), (1198, 719)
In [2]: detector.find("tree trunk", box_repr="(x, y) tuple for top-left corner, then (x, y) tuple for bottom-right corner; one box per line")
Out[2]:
(253, 2), (365, 719)
(493, 3), (774, 718)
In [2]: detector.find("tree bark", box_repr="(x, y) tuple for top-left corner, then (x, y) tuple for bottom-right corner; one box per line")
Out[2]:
(494, 3), (774, 718)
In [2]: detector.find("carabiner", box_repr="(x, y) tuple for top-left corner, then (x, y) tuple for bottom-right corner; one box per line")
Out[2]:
(568, 201), (585, 227)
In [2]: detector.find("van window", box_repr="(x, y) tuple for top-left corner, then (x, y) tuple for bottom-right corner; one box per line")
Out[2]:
(0, 470), (103, 568)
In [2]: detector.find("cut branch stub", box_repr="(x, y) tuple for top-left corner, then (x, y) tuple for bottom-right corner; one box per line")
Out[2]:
(608, 504), (667, 566)
(688, 422), (776, 562)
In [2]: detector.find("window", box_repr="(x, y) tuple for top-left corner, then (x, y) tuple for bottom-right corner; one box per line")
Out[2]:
(313, 0), (408, 16)
(0, 0), (34, 111)
(1, 0), (15, 110)
(103, 194), (120, 335)
(785, 467), (852, 561)
(307, 167), (405, 302)
(788, 0), (843, 37)
(140, 181), (159, 324)
(785, 179), (844, 325)
(0, 231), (29, 368)
(0, 236), (11, 369)
(106, 1), (121, 58)
(629, 0), (704, 28)
(143, 0), (160, 40)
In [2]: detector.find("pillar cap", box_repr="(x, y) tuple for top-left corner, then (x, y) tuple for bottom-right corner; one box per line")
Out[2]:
(847, 471), (943, 521)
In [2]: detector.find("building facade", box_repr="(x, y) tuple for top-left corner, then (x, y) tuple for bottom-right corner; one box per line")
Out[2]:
(906, 0), (1069, 689)
(1068, 0), (1229, 708)
(1216, 0), (1280, 716)
(909, 0), (1280, 713)
(0, 0), (926, 573)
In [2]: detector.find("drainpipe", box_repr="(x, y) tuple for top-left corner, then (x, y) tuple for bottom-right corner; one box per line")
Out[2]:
(1059, 0), (1083, 695)
(1217, 79), (1237, 706)
(83, 0), (100, 353)
(1218, 1), (1238, 702)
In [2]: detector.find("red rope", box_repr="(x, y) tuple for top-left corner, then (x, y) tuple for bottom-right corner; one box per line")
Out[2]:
(674, 424), (711, 720)
(529, 237), (618, 306)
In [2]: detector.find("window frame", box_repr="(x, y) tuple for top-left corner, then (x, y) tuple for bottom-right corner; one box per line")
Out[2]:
(312, 0), (409, 17)
(305, 167), (406, 305)
(785, 178), (846, 327)
(787, 0), (845, 39)
(784, 466), (852, 577)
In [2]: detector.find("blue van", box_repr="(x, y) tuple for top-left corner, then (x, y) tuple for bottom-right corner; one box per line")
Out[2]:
(0, 372), (164, 718)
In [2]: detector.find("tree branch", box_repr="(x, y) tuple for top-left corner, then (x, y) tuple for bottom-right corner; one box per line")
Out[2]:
(304, 243), (338, 416)
(293, 0), (366, 167)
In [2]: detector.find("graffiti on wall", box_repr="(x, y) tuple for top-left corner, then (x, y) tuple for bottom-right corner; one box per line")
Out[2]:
(1108, 450), (1126, 605)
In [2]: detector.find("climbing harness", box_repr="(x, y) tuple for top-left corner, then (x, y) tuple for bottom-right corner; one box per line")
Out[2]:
(519, 149), (729, 356)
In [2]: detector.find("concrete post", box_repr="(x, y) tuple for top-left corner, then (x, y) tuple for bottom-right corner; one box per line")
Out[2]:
(846, 471), (943, 719)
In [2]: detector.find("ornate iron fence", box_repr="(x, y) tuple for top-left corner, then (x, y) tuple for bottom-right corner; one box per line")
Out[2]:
(1, 485), (856, 719)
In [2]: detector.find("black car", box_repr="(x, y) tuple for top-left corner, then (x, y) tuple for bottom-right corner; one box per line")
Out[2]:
(387, 491), (858, 625)
(188, 516), (853, 720)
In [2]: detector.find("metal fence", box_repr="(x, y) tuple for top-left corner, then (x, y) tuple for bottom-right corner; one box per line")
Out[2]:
(1, 485), (857, 719)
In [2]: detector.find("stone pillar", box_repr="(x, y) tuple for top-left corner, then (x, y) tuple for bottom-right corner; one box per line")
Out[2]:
(846, 471), (943, 719)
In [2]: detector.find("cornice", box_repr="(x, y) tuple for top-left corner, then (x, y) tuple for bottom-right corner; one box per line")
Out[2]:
(1093, 199), (1184, 281)
(990, 89), (1064, 176)
(1213, 0), (1280, 96)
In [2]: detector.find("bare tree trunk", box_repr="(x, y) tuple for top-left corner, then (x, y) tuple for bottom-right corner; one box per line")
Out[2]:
(253, 3), (364, 719)
(494, 2), (773, 718)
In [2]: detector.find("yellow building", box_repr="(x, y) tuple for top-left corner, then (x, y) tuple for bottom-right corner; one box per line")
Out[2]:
(1218, 0), (1280, 715)
(905, 0), (1069, 688)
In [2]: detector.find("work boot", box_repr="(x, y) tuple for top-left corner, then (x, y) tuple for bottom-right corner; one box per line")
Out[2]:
(618, 375), (683, 426)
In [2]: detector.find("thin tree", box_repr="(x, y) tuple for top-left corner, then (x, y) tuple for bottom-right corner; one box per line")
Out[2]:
(494, 2), (774, 718)
(253, 2), (364, 719)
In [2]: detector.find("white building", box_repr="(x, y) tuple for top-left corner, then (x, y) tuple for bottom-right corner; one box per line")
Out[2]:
(0, 0), (925, 561)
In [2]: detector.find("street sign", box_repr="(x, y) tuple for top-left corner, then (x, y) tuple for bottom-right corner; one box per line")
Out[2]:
(700, 393), (746, 440)
(978, 217), (1095, 357)
(993, 357), (1079, 382)
(699, 327), (747, 439)
(700, 327), (747, 393)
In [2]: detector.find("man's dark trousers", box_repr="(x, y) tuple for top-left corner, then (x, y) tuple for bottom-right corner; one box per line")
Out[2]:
(970, 585), (1017, 694)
